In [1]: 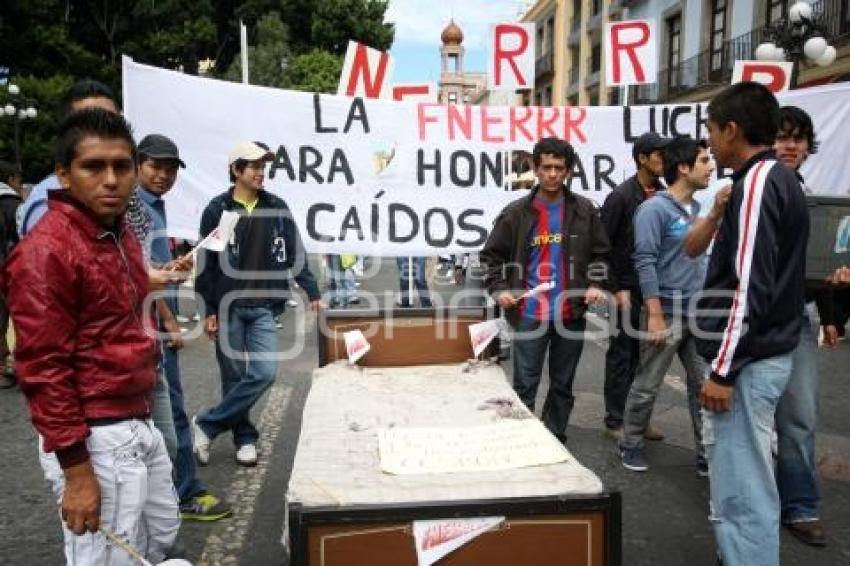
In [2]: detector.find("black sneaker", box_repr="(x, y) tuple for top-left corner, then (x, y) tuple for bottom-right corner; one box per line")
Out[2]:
(620, 447), (649, 472)
(179, 492), (232, 522)
(0, 369), (15, 389)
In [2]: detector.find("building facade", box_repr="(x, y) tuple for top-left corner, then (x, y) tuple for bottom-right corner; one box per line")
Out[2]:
(521, 0), (625, 106)
(625, 0), (850, 103)
(519, 0), (849, 106)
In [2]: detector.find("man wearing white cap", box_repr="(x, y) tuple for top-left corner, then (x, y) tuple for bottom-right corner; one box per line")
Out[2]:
(193, 141), (321, 467)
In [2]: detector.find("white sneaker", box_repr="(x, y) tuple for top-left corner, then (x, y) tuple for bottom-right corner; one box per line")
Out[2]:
(192, 415), (211, 465)
(236, 444), (258, 467)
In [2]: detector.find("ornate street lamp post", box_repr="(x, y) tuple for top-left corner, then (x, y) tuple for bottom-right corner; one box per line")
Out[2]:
(1, 83), (39, 171)
(755, 1), (837, 88)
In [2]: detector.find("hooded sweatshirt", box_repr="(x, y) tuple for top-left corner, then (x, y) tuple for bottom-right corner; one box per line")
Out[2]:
(632, 191), (704, 315)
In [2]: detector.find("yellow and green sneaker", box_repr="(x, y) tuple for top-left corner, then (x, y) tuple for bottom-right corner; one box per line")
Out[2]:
(179, 492), (232, 522)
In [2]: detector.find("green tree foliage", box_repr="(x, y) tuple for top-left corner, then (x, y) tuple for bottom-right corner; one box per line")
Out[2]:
(0, 0), (394, 179)
(285, 50), (343, 94)
(0, 75), (74, 181)
(224, 13), (292, 88)
(220, 1), (393, 92)
(309, 0), (394, 54)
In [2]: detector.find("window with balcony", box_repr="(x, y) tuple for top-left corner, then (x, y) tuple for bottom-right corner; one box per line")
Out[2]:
(543, 85), (553, 106)
(591, 43), (601, 73)
(666, 13), (682, 89)
(766, 0), (786, 25)
(546, 16), (555, 53)
(570, 0), (583, 35)
(448, 92), (457, 104)
(708, 0), (728, 75)
(537, 26), (545, 57)
(591, 0), (602, 16)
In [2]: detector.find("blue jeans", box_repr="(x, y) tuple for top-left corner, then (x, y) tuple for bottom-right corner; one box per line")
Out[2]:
(163, 346), (207, 503)
(396, 257), (432, 307)
(327, 255), (356, 307)
(704, 353), (793, 566)
(512, 318), (585, 442)
(776, 311), (820, 523)
(151, 369), (178, 461)
(197, 306), (279, 448)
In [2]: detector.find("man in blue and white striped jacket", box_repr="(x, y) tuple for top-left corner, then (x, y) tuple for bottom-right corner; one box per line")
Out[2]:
(696, 82), (809, 566)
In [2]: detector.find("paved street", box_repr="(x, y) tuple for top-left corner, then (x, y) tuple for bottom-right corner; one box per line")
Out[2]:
(2, 258), (849, 565)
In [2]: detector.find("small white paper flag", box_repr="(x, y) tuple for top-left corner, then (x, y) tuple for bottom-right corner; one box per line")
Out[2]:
(468, 319), (503, 358)
(343, 329), (371, 364)
(196, 210), (240, 253)
(520, 280), (555, 299)
(413, 516), (504, 566)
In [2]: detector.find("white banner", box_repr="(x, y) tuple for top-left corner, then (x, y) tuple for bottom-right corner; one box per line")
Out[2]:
(122, 58), (850, 256)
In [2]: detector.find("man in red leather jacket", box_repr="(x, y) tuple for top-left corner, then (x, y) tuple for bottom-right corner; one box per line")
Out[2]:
(3, 109), (179, 564)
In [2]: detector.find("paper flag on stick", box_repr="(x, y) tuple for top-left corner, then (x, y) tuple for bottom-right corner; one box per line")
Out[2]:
(519, 280), (555, 299)
(413, 516), (504, 566)
(468, 319), (503, 358)
(193, 210), (240, 253)
(343, 329), (371, 364)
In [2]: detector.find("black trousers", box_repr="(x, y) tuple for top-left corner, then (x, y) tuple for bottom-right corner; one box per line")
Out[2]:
(603, 296), (641, 429)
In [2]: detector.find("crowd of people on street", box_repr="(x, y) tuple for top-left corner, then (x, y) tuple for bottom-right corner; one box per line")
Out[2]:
(1, 74), (850, 566)
(480, 82), (850, 565)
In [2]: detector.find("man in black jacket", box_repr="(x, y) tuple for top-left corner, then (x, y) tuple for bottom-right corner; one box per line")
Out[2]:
(480, 137), (610, 443)
(194, 141), (321, 467)
(0, 160), (21, 388)
(697, 82), (809, 566)
(770, 105), (835, 546)
(599, 132), (669, 440)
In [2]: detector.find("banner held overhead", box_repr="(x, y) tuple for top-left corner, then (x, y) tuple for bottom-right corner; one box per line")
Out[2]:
(122, 57), (850, 256)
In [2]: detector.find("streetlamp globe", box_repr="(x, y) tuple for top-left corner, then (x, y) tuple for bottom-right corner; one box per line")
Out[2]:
(7, 84), (19, 96)
(816, 46), (837, 67)
(803, 36), (828, 60)
(26, 107), (37, 119)
(755, 42), (778, 61)
(789, 1), (813, 24)
(4, 104), (15, 116)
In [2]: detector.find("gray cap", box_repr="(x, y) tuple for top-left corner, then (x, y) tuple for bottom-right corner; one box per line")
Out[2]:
(632, 132), (671, 161)
(138, 134), (186, 168)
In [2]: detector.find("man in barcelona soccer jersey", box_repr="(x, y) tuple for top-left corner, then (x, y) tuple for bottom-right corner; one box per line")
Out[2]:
(480, 137), (610, 443)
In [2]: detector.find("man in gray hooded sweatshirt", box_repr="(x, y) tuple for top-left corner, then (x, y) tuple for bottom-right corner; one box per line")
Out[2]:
(619, 135), (718, 475)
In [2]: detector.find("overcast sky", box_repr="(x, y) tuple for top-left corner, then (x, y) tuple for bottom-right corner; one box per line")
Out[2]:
(384, 0), (527, 84)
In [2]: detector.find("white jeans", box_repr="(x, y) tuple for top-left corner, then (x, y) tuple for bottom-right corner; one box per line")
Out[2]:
(39, 419), (180, 565)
